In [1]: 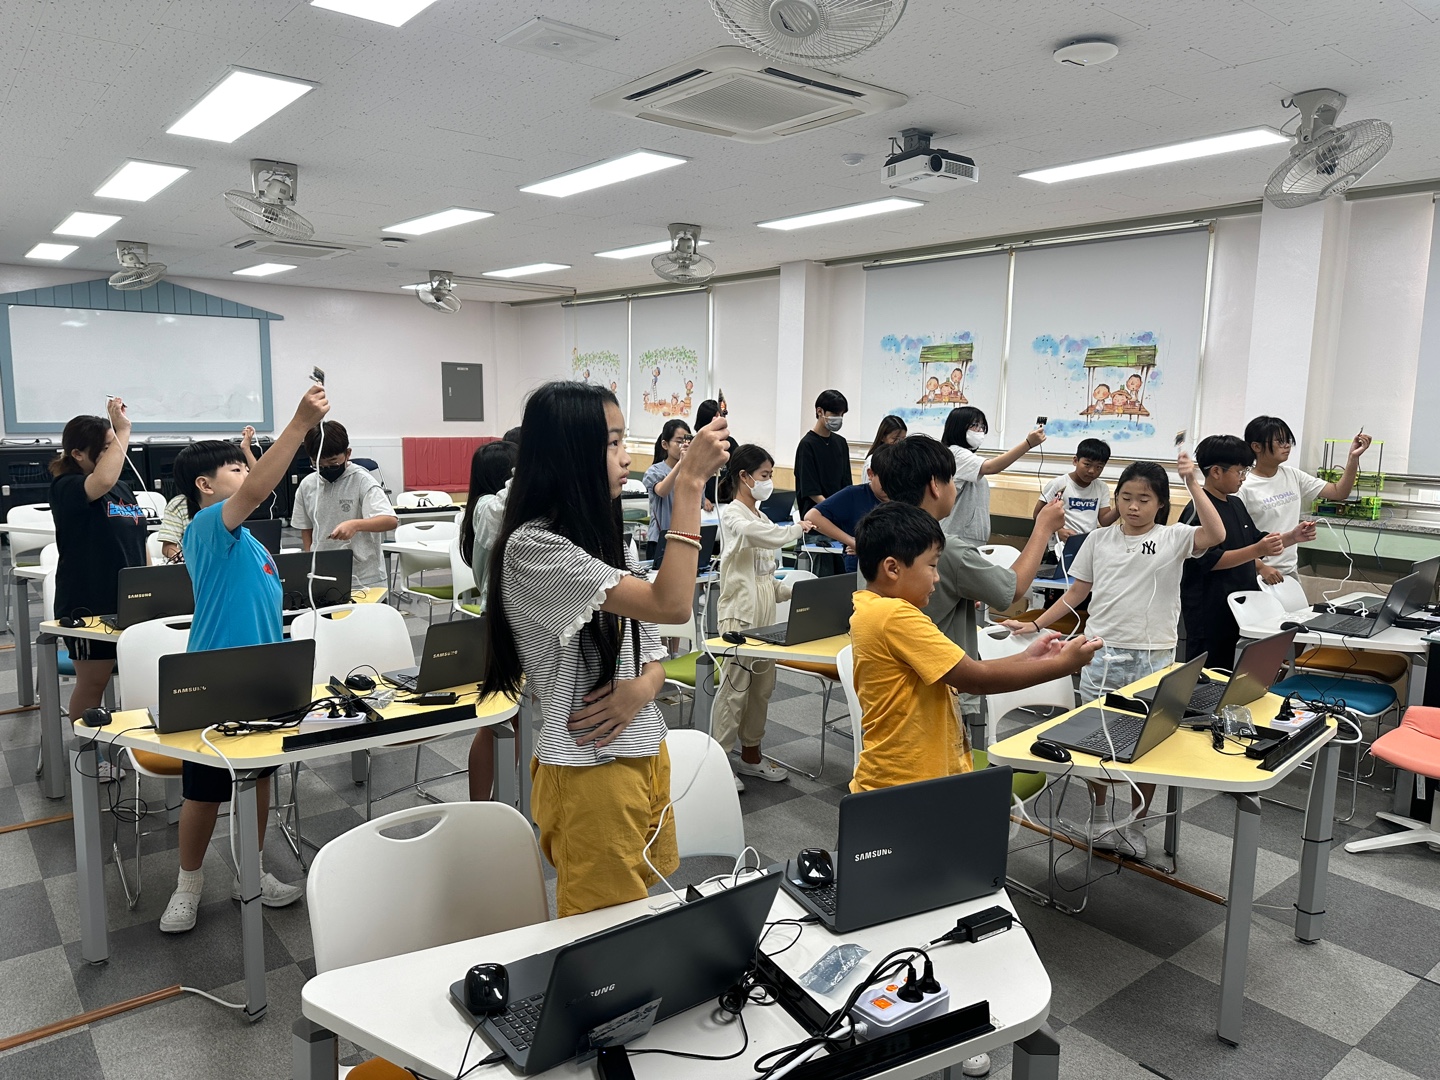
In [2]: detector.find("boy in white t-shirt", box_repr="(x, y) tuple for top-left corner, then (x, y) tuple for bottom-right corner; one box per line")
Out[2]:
(1034, 437), (1117, 542)
(1237, 416), (1372, 583)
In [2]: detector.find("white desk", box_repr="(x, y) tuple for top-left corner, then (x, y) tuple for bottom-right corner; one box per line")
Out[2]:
(393, 506), (462, 524)
(1234, 589), (1431, 657)
(298, 886), (1058, 1080)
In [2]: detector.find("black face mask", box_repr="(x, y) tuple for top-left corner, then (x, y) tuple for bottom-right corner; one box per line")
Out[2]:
(318, 464), (346, 483)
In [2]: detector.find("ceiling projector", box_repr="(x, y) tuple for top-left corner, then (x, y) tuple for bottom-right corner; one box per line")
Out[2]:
(881, 129), (977, 192)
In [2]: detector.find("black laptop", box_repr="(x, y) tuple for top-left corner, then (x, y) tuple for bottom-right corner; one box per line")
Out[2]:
(244, 517), (283, 555)
(153, 639), (316, 734)
(758, 490), (796, 525)
(1137, 629), (1296, 717)
(274, 550), (354, 609)
(745, 573), (854, 646)
(1299, 571), (1425, 638)
(110, 564), (195, 629)
(448, 870), (781, 1074)
(383, 617), (487, 692)
(1046, 655), (1207, 763)
(781, 769), (1012, 934)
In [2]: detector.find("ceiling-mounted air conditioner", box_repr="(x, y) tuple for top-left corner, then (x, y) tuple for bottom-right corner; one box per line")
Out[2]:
(228, 236), (364, 261)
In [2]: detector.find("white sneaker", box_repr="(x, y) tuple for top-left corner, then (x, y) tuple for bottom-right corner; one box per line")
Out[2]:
(231, 871), (305, 908)
(962, 1052), (991, 1076)
(1123, 822), (1148, 860)
(160, 888), (201, 933)
(734, 757), (789, 783)
(1087, 802), (1123, 849)
(734, 774), (746, 793)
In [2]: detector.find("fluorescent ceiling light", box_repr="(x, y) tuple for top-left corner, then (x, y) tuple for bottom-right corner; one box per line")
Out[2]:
(521, 151), (686, 198)
(167, 69), (315, 143)
(1019, 127), (1290, 184)
(25, 243), (78, 261)
(232, 263), (296, 277)
(382, 207), (494, 236)
(595, 238), (711, 260)
(94, 160), (191, 202)
(483, 263), (570, 279)
(54, 212), (122, 237)
(758, 197), (924, 231)
(310, 0), (438, 26)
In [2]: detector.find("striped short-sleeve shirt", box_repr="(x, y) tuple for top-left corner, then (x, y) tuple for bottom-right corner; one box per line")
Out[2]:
(501, 521), (667, 767)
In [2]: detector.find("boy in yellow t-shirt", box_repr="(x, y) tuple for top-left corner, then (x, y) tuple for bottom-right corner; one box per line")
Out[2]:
(850, 503), (1100, 793)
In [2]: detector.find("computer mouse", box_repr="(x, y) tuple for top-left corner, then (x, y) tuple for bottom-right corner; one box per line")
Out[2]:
(82, 707), (112, 728)
(345, 673), (376, 692)
(793, 847), (834, 889)
(464, 962), (509, 1015)
(1030, 739), (1072, 763)
(58, 616), (85, 628)
(1280, 621), (1304, 632)
(722, 631), (747, 645)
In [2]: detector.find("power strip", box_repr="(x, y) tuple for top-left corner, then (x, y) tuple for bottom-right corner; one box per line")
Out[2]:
(850, 980), (950, 1035)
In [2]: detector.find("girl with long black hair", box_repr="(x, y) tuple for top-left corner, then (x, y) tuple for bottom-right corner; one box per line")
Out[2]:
(939, 406), (1046, 545)
(481, 382), (729, 916)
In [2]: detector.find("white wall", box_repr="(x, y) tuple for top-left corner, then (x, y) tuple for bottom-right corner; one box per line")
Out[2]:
(713, 277), (780, 456)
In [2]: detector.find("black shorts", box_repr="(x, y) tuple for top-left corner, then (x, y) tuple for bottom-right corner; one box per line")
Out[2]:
(65, 637), (117, 662)
(182, 761), (278, 803)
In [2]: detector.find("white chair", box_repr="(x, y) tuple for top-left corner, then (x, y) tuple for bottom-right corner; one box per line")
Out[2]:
(134, 490), (167, 517)
(976, 626), (1077, 747)
(666, 729), (744, 859)
(308, 801), (547, 975)
(836, 645), (865, 773)
(113, 616), (192, 909)
(391, 520), (459, 622)
(1259, 575), (1309, 613)
(394, 490), (453, 509)
(1227, 590), (1286, 644)
(6, 504), (52, 625)
(977, 544), (1022, 569)
(448, 535), (481, 618)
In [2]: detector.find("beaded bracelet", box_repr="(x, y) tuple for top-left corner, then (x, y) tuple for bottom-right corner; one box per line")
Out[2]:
(664, 532), (702, 550)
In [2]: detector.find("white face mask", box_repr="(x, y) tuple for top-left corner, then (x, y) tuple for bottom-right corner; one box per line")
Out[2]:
(966, 429), (986, 450)
(749, 478), (774, 501)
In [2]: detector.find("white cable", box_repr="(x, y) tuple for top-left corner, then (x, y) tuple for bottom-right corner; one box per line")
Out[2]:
(198, 724), (243, 883)
(1319, 518), (1354, 607)
(643, 725), (713, 909)
(180, 986), (245, 1010)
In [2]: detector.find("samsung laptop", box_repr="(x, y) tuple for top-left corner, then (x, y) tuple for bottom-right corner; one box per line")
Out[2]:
(745, 573), (855, 647)
(109, 564), (195, 629)
(781, 769), (1012, 934)
(448, 870), (781, 1075)
(153, 639), (316, 734)
(244, 517), (283, 555)
(1137, 629), (1296, 718)
(1298, 571), (1424, 638)
(1046, 655), (1207, 764)
(274, 550), (354, 610)
(382, 617), (487, 692)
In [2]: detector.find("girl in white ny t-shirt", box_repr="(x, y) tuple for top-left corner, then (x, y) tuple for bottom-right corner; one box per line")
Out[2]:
(1004, 455), (1225, 859)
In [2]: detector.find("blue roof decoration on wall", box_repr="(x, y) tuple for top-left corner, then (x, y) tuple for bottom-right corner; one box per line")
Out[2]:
(0, 278), (284, 320)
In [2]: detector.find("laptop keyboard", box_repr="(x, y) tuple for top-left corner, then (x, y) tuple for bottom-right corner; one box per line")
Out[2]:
(1188, 681), (1227, 714)
(747, 625), (787, 645)
(387, 672), (418, 692)
(1311, 614), (1374, 636)
(807, 882), (839, 916)
(493, 992), (545, 1050)
(1075, 713), (1148, 756)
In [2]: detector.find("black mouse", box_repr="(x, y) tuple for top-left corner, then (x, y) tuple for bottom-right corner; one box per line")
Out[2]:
(58, 616), (85, 628)
(345, 673), (376, 692)
(792, 847), (834, 889)
(464, 962), (509, 1015)
(1280, 621), (1304, 632)
(1030, 739), (1072, 763)
(722, 631), (747, 645)
(83, 706), (112, 728)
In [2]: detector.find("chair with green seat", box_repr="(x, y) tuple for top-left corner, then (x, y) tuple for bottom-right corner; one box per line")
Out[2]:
(392, 520), (459, 622)
(658, 616), (718, 727)
(448, 535), (482, 618)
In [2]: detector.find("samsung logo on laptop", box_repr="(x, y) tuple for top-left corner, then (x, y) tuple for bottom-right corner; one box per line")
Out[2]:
(431, 649), (459, 659)
(171, 685), (206, 695)
(127, 592), (152, 600)
(854, 848), (892, 863)
(795, 606), (810, 615)
(589, 983), (615, 998)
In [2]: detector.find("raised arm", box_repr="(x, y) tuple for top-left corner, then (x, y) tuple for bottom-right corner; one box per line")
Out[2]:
(980, 426), (1045, 476)
(1318, 432), (1372, 501)
(84, 397), (131, 501)
(1010, 498), (1065, 603)
(222, 386), (328, 531)
(239, 425), (257, 467)
(1178, 452), (1226, 552)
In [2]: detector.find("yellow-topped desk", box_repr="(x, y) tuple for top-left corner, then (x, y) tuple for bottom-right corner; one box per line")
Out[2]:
(988, 664), (1340, 1048)
(692, 633), (848, 736)
(70, 683), (518, 1022)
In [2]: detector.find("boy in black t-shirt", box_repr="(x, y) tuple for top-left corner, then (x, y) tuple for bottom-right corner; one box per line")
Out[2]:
(794, 389), (851, 516)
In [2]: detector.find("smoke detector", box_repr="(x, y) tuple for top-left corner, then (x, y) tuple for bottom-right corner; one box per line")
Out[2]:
(379, 237), (408, 249)
(1053, 39), (1119, 67)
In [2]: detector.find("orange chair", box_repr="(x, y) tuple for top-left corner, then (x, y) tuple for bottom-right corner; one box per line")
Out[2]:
(1344, 706), (1440, 856)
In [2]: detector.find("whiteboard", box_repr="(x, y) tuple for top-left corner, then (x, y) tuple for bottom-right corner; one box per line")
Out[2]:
(5, 305), (268, 430)
(860, 253), (1010, 440)
(1004, 229), (1211, 456)
(628, 292), (709, 442)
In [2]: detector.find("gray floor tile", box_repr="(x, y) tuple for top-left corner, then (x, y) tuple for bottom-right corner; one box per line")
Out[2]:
(0, 828), (40, 889)
(1255, 871), (1440, 974)
(1170, 910), (1418, 1043)
(1356, 980), (1440, 1080)
(0, 946), (84, 1041)
(1328, 832), (1440, 913)
(0, 785), (27, 829)
(0, 880), (60, 963)
(1073, 962), (1351, 1080)
(1178, 782), (1365, 862)
(737, 792), (841, 870)
(0, 709), (41, 751)
(0, 1029), (104, 1080)
(1324, 1048), (1427, 1080)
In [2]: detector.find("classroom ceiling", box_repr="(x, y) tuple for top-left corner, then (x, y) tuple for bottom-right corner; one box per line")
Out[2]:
(3, 0), (1439, 299)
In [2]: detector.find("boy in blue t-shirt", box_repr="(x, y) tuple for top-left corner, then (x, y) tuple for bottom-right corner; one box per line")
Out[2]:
(157, 385), (329, 935)
(802, 472), (886, 574)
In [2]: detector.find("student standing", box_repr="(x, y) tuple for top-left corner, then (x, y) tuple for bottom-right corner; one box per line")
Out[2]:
(862, 415), (907, 481)
(711, 444), (814, 791)
(1238, 417), (1369, 583)
(803, 471), (885, 575)
(1033, 437), (1117, 545)
(940, 407), (1046, 545)
(644, 419), (697, 566)
(292, 420), (398, 588)
(156, 426), (258, 562)
(1005, 454), (1225, 858)
(158, 386), (327, 934)
(49, 398), (147, 724)
(695, 399), (738, 505)
(481, 381), (729, 917)
(794, 389), (851, 515)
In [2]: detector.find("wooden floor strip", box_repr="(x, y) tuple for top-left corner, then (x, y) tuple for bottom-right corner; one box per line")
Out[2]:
(0, 985), (183, 1052)
(0, 813), (73, 835)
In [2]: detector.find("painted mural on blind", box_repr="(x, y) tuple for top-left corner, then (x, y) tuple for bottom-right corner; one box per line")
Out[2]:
(637, 344), (698, 421)
(573, 347), (622, 397)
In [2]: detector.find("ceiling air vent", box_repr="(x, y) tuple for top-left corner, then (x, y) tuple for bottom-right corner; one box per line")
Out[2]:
(228, 236), (363, 261)
(593, 46), (905, 143)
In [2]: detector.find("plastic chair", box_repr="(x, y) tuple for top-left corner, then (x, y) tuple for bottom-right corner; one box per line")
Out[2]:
(113, 616), (191, 909)
(975, 626), (1077, 747)
(977, 544), (1021, 569)
(658, 615), (717, 728)
(1259, 575), (1309, 613)
(391, 520), (459, 622)
(145, 533), (166, 565)
(6, 504), (52, 626)
(134, 490), (167, 517)
(666, 729), (745, 859)
(307, 802), (548, 1062)
(394, 490), (453, 509)
(1227, 591), (1286, 643)
(39, 570), (76, 679)
(1345, 706), (1440, 856)
(448, 535), (481, 618)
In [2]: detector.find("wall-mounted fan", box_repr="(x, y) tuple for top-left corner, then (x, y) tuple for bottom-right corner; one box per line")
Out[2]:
(224, 159), (315, 240)
(1265, 89), (1393, 209)
(709, 0), (906, 63)
(653, 224), (716, 284)
(108, 241), (167, 291)
(416, 271), (461, 313)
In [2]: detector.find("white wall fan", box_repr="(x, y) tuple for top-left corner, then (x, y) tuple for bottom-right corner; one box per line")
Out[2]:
(653, 224), (716, 284)
(224, 160), (316, 240)
(108, 241), (167, 291)
(709, 0), (906, 63)
(1264, 89), (1393, 209)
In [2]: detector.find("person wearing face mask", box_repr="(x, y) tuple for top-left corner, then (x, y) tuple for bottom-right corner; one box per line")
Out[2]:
(292, 419), (398, 588)
(794, 389), (852, 517)
(712, 444), (814, 790)
(939, 406), (1046, 546)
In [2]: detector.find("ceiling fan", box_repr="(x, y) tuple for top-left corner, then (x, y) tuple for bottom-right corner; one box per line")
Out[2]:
(1264, 89), (1393, 208)
(653, 224), (716, 284)
(107, 241), (167, 291)
(709, 0), (907, 63)
(224, 159), (316, 240)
